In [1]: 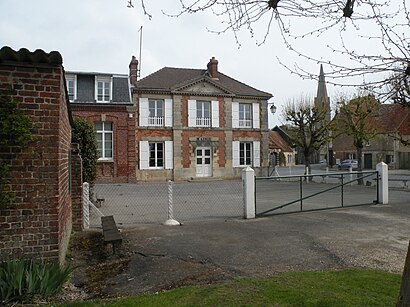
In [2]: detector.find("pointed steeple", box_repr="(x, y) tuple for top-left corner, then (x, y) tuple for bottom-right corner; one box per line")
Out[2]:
(316, 64), (328, 102)
(314, 64), (330, 122)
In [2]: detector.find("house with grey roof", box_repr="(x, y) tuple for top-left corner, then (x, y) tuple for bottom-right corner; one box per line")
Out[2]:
(68, 71), (136, 182)
(69, 56), (272, 181)
(132, 56), (272, 181)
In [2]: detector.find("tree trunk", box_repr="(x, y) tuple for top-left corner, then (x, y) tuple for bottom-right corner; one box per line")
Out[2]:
(356, 146), (364, 185)
(397, 240), (410, 306)
(304, 153), (312, 182)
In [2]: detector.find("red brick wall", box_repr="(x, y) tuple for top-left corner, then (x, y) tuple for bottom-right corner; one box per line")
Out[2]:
(0, 62), (72, 263)
(218, 97), (225, 128)
(181, 96), (188, 127)
(71, 105), (136, 183)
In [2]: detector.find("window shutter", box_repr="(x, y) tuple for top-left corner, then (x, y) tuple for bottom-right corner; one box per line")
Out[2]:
(252, 103), (260, 129)
(253, 140), (260, 167)
(139, 98), (149, 126)
(110, 77), (113, 101)
(232, 102), (239, 128)
(165, 141), (173, 169)
(211, 100), (219, 128)
(188, 99), (196, 127)
(139, 141), (149, 169)
(232, 141), (239, 167)
(165, 99), (173, 127)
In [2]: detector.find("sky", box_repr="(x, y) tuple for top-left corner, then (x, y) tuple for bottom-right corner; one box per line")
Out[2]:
(0, 0), (394, 127)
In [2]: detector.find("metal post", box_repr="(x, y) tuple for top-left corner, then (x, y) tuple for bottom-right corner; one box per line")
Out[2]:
(163, 180), (180, 226)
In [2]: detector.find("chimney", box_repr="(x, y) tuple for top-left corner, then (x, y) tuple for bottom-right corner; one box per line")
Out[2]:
(129, 56), (138, 86)
(207, 57), (218, 80)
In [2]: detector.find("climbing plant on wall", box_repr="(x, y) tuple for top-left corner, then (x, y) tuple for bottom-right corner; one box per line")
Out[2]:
(0, 94), (34, 208)
(71, 117), (98, 184)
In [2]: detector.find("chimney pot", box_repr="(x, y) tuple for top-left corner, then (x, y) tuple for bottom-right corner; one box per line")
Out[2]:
(129, 56), (139, 86)
(207, 57), (218, 79)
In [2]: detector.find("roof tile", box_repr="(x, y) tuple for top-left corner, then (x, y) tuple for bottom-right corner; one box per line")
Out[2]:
(0, 46), (62, 65)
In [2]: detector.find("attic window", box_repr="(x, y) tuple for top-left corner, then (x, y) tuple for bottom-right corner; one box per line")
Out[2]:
(66, 75), (76, 102)
(96, 77), (111, 102)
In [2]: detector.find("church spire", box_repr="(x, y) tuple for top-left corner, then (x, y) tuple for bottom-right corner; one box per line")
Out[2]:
(316, 64), (328, 102)
(314, 64), (330, 122)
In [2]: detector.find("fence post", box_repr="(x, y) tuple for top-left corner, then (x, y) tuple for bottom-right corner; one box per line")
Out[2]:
(242, 166), (255, 219)
(376, 162), (388, 204)
(82, 182), (90, 230)
(164, 180), (180, 226)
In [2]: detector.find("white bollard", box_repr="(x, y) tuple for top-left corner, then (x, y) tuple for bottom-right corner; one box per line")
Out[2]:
(376, 162), (389, 204)
(242, 166), (255, 219)
(163, 180), (180, 226)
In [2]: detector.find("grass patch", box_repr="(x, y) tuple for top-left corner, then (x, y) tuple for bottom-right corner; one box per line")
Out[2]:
(58, 269), (400, 306)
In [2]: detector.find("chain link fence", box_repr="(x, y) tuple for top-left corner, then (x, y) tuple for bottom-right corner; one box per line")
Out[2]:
(88, 180), (243, 227)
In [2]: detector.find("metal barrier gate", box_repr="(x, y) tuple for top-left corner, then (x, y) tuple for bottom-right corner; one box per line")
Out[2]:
(255, 171), (379, 217)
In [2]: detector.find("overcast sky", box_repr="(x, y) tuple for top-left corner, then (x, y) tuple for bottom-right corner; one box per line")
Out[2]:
(0, 0), (389, 127)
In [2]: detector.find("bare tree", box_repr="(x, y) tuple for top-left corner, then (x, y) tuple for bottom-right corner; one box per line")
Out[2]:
(282, 97), (329, 175)
(129, 0), (409, 103)
(332, 93), (380, 183)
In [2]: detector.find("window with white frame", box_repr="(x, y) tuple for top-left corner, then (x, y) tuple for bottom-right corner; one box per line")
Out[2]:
(239, 103), (252, 128)
(139, 140), (173, 170)
(232, 102), (260, 129)
(148, 99), (164, 126)
(139, 98), (173, 127)
(149, 142), (164, 168)
(196, 101), (211, 127)
(95, 122), (113, 160)
(96, 77), (111, 102)
(232, 140), (260, 167)
(240, 142), (252, 166)
(188, 99), (219, 128)
(66, 75), (76, 102)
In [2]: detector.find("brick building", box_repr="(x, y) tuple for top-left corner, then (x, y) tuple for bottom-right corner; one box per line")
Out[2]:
(69, 56), (272, 181)
(133, 57), (272, 180)
(68, 71), (136, 182)
(332, 103), (410, 169)
(0, 46), (78, 263)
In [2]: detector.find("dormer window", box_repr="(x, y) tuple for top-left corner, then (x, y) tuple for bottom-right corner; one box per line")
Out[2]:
(66, 75), (76, 102)
(96, 77), (111, 102)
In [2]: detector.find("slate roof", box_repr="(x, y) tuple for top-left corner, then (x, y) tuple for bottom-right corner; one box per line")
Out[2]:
(67, 71), (131, 104)
(0, 46), (62, 65)
(136, 67), (272, 99)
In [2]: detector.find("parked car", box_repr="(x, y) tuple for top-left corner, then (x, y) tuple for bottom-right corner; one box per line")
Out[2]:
(338, 159), (358, 170)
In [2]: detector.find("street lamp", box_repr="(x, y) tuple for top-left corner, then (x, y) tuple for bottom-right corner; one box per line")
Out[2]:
(269, 103), (277, 114)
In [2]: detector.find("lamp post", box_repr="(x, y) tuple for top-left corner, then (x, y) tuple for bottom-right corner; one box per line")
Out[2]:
(268, 102), (277, 176)
(269, 103), (277, 114)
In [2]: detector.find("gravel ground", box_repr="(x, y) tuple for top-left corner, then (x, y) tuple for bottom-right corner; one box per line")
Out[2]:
(65, 189), (410, 300)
